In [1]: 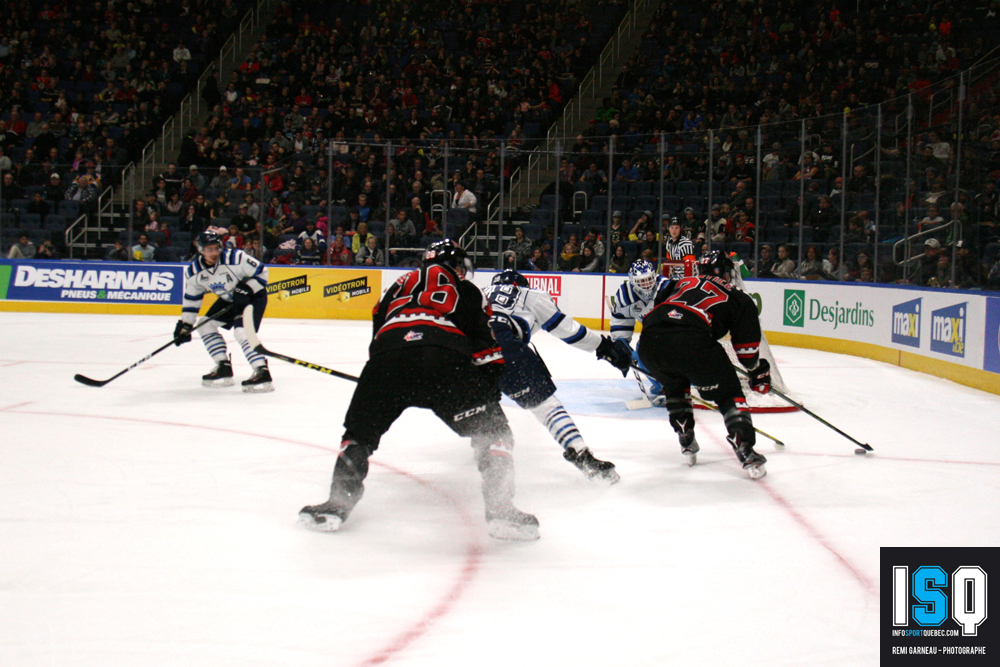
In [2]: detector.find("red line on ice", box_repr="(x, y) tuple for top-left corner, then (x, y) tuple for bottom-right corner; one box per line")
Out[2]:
(703, 429), (878, 598)
(6, 407), (484, 666)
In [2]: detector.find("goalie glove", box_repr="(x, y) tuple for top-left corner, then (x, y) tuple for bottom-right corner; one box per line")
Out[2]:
(596, 336), (632, 377)
(173, 320), (193, 346)
(747, 359), (771, 394)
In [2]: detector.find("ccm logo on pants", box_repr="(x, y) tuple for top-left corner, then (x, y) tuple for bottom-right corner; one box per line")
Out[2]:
(454, 405), (487, 421)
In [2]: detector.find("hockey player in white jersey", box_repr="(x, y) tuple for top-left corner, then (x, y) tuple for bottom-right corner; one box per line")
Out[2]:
(608, 259), (674, 405)
(173, 231), (274, 392)
(486, 269), (632, 482)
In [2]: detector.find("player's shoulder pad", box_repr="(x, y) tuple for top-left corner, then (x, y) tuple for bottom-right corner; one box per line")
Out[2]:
(183, 257), (202, 278)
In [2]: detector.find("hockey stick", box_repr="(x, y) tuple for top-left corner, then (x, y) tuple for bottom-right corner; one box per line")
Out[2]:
(731, 366), (874, 452)
(242, 305), (359, 382)
(74, 304), (235, 387)
(628, 361), (786, 447)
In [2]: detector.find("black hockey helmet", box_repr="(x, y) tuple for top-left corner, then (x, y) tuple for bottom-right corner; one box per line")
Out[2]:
(424, 238), (474, 276)
(196, 230), (223, 252)
(492, 269), (529, 287)
(697, 250), (734, 279)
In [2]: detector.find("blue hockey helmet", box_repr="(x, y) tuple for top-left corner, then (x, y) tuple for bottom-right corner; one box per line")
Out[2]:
(196, 230), (223, 252)
(628, 259), (658, 299)
(424, 238), (474, 276)
(492, 269), (529, 287)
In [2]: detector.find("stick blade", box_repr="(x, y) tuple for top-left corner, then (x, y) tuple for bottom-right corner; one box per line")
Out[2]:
(74, 374), (108, 388)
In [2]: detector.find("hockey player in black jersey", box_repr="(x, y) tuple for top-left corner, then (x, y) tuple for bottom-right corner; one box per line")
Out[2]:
(299, 240), (539, 541)
(637, 251), (772, 479)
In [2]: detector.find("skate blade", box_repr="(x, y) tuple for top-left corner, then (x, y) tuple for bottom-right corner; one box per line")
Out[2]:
(745, 463), (767, 480)
(487, 519), (540, 542)
(683, 451), (698, 466)
(241, 381), (274, 393)
(596, 468), (621, 484)
(202, 378), (235, 388)
(298, 512), (344, 532)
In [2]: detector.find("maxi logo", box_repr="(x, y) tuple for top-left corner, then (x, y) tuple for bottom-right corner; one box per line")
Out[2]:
(892, 298), (921, 348)
(930, 302), (966, 358)
(984, 298), (1000, 374)
(783, 289), (805, 327)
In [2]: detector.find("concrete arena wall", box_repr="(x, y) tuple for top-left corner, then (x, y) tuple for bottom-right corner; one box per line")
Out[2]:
(2, 259), (998, 395)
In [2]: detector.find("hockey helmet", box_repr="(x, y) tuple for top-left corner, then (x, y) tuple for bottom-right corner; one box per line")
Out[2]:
(196, 230), (223, 252)
(697, 250), (735, 279)
(424, 239), (474, 277)
(628, 260), (658, 299)
(492, 269), (529, 287)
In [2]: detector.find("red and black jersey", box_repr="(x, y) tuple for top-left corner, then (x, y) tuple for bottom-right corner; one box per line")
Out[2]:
(370, 264), (503, 366)
(643, 275), (762, 368)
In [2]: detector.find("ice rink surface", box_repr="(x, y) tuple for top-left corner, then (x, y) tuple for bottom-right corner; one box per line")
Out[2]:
(2, 312), (998, 666)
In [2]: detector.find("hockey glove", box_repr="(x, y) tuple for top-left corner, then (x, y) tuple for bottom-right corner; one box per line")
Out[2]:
(747, 359), (771, 394)
(232, 281), (255, 311)
(596, 336), (632, 377)
(173, 320), (193, 346)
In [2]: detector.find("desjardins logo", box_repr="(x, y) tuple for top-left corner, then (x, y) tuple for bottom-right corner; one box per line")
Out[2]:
(783, 289), (875, 330)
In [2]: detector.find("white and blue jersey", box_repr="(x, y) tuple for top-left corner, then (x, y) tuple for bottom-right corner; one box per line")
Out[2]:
(181, 248), (268, 325)
(485, 282), (603, 352)
(607, 275), (673, 342)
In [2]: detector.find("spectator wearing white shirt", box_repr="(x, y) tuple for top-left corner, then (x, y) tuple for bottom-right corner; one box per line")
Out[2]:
(173, 43), (192, 63)
(452, 182), (477, 215)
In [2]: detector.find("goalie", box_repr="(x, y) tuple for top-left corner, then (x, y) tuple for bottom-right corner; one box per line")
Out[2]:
(637, 251), (772, 479)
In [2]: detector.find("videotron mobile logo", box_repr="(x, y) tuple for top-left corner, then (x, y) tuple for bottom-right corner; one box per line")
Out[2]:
(892, 298), (921, 348)
(266, 274), (310, 301)
(324, 276), (371, 301)
(930, 302), (966, 358)
(783, 289), (805, 327)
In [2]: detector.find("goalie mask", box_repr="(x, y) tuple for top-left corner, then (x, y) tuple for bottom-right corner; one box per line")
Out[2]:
(628, 260), (658, 300)
(424, 239), (474, 277)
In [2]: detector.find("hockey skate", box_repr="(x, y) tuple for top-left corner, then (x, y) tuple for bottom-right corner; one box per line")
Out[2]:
(241, 366), (273, 393)
(563, 447), (621, 483)
(486, 505), (540, 541)
(679, 432), (700, 466)
(727, 435), (767, 480)
(202, 358), (234, 387)
(298, 502), (350, 532)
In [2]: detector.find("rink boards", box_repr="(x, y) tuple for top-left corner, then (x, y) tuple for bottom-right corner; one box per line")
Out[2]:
(2, 259), (998, 395)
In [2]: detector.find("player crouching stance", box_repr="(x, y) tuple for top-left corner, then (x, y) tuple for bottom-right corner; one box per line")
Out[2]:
(637, 252), (772, 479)
(173, 231), (273, 392)
(299, 240), (539, 541)
(486, 269), (631, 482)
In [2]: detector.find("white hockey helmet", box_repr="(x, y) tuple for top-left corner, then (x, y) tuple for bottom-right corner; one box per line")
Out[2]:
(628, 260), (658, 299)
